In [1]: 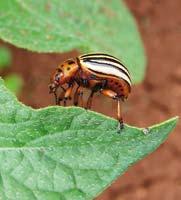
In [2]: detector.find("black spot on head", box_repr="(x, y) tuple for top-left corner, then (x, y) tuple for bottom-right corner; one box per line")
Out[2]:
(67, 67), (70, 71)
(57, 68), (62, 72)
(115, 82), (118, 85)
(67, 60), (75, 65)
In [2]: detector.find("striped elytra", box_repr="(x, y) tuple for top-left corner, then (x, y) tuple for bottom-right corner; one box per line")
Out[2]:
(49, 53), (132, 132)
(79, 53), (131, 87)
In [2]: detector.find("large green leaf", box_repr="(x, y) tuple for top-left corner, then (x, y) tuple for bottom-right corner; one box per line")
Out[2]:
(0, 0), (146, 83)
(0, 78), (178, 200)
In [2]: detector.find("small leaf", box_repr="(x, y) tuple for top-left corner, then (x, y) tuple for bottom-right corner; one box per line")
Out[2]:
(0, 0), (146, 83)
(0, 46), (11, 68)
(4, 74), (23, 95)
(0, 78), (178, 200)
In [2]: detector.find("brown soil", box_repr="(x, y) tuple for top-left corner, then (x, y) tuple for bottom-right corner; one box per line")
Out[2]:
(0, 0), (181, 199)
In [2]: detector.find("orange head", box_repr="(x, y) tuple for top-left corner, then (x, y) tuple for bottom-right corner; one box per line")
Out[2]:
(49, 58), (79, 93)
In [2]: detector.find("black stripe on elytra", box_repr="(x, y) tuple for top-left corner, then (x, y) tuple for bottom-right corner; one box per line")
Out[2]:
(80, 53), (119, 61)
(82, 59), (131, 82)
(82, 56), (130, 78)
(89, 68), (131, 86)
(80, 53), (131, 73)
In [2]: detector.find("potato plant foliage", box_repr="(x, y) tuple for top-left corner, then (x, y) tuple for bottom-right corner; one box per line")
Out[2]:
(0, 1), (178, 200)
(0, 79), (178, 200)
(0, 0), (146, 83)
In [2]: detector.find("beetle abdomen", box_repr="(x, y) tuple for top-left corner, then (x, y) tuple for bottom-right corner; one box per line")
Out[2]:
(79, 53), (131, 86)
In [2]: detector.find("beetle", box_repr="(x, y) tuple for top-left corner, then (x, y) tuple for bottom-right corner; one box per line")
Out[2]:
(49, 53), (131, 131)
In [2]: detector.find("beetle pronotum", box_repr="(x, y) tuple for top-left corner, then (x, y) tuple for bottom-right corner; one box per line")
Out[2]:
(49, 53), (131, 131)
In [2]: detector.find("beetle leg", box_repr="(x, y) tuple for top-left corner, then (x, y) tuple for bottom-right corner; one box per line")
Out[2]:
(73, 86), (84, 107)
(86, 80), (105, 109)
(53, 91), (58, 105)
(74, 86), (80, 106)
(63, 83), (74, 106)
(86, 90), (95, 109)
(117, 98), (124, 132)
(79, 88), (84, 107)
(51, 86), (64, 105)
(100, 89), (124, 132)
(58, 91), (64, 105)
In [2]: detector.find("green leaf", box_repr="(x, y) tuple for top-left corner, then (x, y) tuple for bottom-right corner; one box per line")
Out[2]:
(4, 74), (23, 95)
(0, 78), (178, 200)
(0, 0), (146, 83)
(0, 46), (11, 68)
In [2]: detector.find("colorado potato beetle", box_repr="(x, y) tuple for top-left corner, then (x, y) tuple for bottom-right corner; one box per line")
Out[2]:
(49, 53), (131, 131)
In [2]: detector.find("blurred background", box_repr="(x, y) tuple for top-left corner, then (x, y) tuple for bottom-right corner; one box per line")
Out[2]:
(0, 0), (180, 199)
